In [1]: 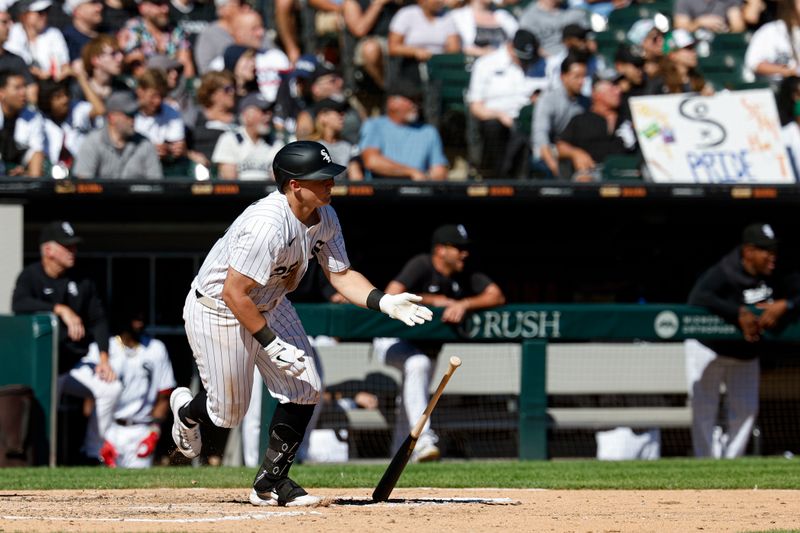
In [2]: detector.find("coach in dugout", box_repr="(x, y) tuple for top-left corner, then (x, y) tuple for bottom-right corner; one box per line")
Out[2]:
(685, 223), (800, 458)
(12, 221), (122, 463)
(372, 224), (505, 461)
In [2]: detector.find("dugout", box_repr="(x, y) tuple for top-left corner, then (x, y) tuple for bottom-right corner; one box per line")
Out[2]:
(2, 179), (800, 462)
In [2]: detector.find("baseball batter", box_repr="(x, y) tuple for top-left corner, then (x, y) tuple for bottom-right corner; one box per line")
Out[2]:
(85, 312), (176, 468)
(171, 140), (433, 507)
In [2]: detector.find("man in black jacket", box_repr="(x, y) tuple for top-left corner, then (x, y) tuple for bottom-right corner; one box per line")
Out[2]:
(685, 223), (800, 458)
(12, 221), (121, 463)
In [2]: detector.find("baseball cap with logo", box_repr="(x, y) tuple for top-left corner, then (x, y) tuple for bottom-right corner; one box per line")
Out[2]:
(562, 23), (590, 41)
(40, 221), (82, 246)
(512, 29), (539, 64)
(742, 223), (778, 251)
(663, 29), (696, 53)
(626, 19), (656, 46)
(432, 224), (471, 249)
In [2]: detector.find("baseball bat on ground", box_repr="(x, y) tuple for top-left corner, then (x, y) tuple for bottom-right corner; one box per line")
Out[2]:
(372, 356), (462, 502)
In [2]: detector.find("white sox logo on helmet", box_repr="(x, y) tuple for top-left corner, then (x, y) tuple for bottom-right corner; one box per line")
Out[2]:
(320, 149), (331, 163)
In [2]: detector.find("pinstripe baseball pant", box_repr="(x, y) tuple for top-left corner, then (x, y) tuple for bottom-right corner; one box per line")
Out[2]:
(183, 288), (322, 429)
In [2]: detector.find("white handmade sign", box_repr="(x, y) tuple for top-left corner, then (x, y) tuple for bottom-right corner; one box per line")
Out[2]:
(630, 90), (794, 183)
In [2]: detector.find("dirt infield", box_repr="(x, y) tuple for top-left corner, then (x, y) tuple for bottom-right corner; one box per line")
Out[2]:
(1, 488), (797, 532)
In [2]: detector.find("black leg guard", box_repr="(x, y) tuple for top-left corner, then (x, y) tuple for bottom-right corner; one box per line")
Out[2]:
(253, 423), (302, 492)
(253, 403), (315, 492)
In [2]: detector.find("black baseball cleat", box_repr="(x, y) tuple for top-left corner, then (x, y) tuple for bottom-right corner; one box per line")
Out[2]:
(249, 477), (321, 507)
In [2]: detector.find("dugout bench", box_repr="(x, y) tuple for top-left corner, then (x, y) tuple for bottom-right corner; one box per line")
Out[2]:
(312, 341), (691, 460)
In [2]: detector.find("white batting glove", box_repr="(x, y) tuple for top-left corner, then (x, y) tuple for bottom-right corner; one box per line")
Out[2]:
(264, 337), (306, 377)
(379, 293), (434, 326)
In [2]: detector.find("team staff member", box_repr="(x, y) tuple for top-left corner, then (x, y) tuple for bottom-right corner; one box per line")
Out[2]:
(170, 141), (433, 507)
(373, 224), (505, 461)
(685, 223), (800, 458)
(12, 221), (121, 462)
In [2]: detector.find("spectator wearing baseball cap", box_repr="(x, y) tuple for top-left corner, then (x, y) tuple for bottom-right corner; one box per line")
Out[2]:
(686, 222), (800, 459)
(295, 61), (363, 144)
(307, 98), (364, 180)
(646, 29), (711, 95)
(0, 6), (35, 90)
(626, 19), (665, 80)
(61, 0), (103, 62)
(72, 90), (164, 179)
(211, 92), (285, 180)
(359, 79), (449, 180)
(556, 73), (638, 181)
(466, 29), (544, 179)
(4, 0), (71, 80)
(613, 44), (648, 127)
(544, 24), (606, 97)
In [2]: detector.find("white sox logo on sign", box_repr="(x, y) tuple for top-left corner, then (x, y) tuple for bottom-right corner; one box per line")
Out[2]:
(320, 149), (331, 163)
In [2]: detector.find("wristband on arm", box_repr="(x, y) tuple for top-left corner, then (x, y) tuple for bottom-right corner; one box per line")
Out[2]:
(253, 324), (277, 347)
(366, 289), (385, 311)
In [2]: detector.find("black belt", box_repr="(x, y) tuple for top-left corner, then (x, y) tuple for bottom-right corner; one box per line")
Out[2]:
(114, 418), (148, 427)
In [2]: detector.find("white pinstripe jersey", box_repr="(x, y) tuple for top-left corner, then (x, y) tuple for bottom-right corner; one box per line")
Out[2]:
(194, 191), (350, 312)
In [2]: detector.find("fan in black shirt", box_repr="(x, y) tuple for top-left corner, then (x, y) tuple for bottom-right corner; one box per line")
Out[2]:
(556, 75), (637, 180)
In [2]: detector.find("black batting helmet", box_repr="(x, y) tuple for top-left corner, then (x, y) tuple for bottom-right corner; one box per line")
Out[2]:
(273, 140), (346, 192)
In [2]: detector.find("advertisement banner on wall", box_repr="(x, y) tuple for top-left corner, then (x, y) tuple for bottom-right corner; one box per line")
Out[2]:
(630, 89), (794, 183)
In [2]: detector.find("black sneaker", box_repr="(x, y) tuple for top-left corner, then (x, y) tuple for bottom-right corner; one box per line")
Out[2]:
(249, 477), (321, 507)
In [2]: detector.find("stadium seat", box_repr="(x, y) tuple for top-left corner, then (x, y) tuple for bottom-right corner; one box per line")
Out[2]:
(699, 54), (745, 90)
(601, 154), (643, 181)
(594, 31), (624, 66)
(423, 53), (472, 126)
(710, 32), (751, 56)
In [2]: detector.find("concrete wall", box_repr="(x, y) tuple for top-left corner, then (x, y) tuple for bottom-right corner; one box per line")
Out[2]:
(0, 204), (23, 314)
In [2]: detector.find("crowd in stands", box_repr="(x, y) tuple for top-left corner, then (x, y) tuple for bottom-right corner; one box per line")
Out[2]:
(0, 0), (799, 181)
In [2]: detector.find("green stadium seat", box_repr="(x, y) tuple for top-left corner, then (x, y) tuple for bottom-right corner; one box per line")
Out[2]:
(424, 53), (472, 122)
(733, 81), (770, 90)
(515, 104), (534, 137)
(698, 54), (745, 89)
(601, 154), (643, 181)
(594, 31), (624, 65)
(710, 32), (751, 56)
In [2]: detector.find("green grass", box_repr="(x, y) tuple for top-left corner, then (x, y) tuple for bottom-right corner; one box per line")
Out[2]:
(1, 458), (799, 490)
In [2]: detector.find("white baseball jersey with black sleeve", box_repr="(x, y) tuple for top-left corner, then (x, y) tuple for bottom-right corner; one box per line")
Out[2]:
(184, 191), (350, 428)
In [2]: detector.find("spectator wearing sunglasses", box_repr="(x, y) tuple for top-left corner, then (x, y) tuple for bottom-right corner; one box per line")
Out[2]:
(73, 90), (163, 179)
(187, 70), (237, 167)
